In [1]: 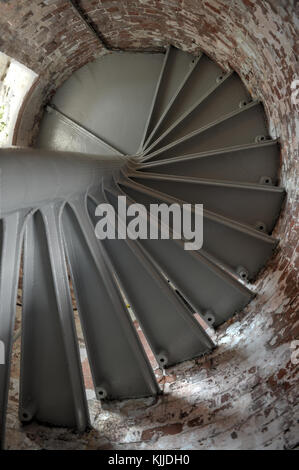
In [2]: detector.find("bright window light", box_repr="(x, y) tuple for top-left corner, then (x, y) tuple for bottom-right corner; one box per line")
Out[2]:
(0, 52), (37, 146)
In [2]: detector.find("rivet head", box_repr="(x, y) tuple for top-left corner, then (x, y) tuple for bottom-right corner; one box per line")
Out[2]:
(157, 352), (168, 367)
(255, 135), (267, 143)
(96, 387), (107, 400)
(259, 176), (272, 185)
(239, 100), (248, 108)
(236, 266), (249, 281)
(255, 221), (267, 232)
(204, 311), (215, 325)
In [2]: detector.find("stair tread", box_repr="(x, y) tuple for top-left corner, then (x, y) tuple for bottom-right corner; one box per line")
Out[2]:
(142, 101), (268, 163)
(63, 199), (159, 400)
(129, 171), (285, 233)
(119, 177), (279, 281)
(89, 196), (214, 366)
(143, 54), (226, 153)
(104, 184), (254, 328)
(142, 46), (196, 148)
(146, 72), (251, 155)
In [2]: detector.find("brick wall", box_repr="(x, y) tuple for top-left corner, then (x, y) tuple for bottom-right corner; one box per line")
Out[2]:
(1, 0), (298, 449)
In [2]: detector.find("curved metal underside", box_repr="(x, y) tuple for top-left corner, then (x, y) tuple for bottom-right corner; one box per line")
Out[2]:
(0, 46), (285, 448)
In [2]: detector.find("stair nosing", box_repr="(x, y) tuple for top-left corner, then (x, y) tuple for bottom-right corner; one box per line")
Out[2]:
(141, 99), (262, 162)
(142, 69), (234, 157)
(140, 139), (279, 168)
(119, 175), (280, 245)
(130, 170), (285, 193)
(142, 52), (203, 151)
(138, 45), (171, 152)
(104, 182), (254, 298)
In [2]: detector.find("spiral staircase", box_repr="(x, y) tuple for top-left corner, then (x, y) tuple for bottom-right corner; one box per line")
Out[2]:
(0, 46), (285, 448)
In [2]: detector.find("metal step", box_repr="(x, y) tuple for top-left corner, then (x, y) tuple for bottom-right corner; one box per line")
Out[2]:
(62, 197), (160, 400)
(0, 148), (126, 448)
(87, 196), (214, 368)
(118, 177), (279, 280)
(129, 172), (285, 233)
(145, 72), (251, 153)
(143, 54), (225, 154)
(20, 208), (89, 429)
(140, 141), (281, 185)
(104, 184), (254, 328)
(142, 102), (269, 163)
(141, 46), (198, 150)
(46, 52), (166, 156)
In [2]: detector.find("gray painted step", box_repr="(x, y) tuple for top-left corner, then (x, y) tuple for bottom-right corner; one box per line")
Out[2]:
(143, 54), (225, 154)
(140, 141), (281, 185)
(129, 172), (285, 233)
(142, 46), (197, 150)
(104, 184), (253, 328)
(142, 102), (269, 163)
(20, 210), (89, 428)
(146, 72), (251, 153)
(87, 196), (214, 368)
(39, 53), (165, 155)
(119, 177), (279, 281)
(37, 105), (124, 157)
(62, 198), (160, 400)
